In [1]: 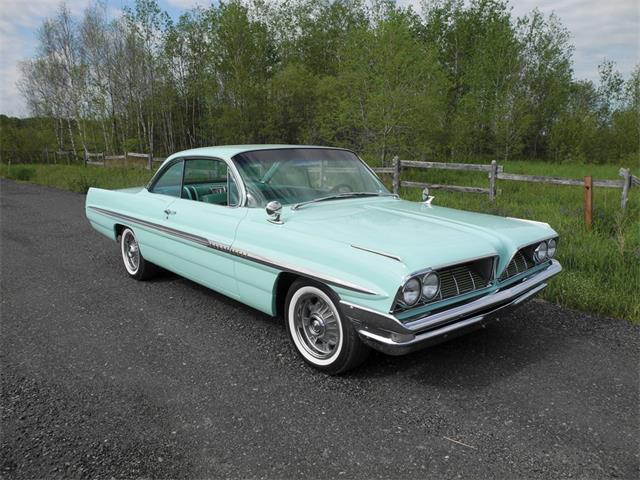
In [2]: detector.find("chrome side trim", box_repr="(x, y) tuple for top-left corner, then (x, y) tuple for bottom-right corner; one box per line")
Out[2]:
(88, 206), (379, 295)
(90, 206), (211, 247)
(350, 244), (403, 262)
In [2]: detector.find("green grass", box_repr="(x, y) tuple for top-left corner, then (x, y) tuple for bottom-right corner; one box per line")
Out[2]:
(0, 164), (154, 193)
(2, 161), (639, 323)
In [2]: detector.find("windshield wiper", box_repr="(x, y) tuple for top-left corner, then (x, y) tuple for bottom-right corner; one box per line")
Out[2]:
(291, 192), (397, 211)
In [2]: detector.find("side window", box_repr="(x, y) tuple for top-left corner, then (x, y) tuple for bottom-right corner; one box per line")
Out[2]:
(182, 159), (240, 207)
(150, 161), (184, 197)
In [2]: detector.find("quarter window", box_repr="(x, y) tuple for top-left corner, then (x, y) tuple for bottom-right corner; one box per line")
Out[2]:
(150, 160), (184, 197)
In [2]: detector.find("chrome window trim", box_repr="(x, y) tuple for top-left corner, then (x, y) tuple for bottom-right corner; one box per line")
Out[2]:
(147, 158), (185, 198)
(88, 206), (378, 296)
(148, 155), (247, 208)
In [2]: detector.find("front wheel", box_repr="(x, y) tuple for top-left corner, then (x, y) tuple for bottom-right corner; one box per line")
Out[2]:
(119, 227), (157, 280)
(285, 279), (370, 374)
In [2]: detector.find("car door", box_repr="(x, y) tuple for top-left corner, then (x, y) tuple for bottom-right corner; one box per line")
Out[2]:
(129, 159), (188, 270)
(161, 157), (247, 298)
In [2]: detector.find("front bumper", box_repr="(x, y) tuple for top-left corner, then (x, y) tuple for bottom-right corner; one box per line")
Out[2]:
(341, 259), (562, 356)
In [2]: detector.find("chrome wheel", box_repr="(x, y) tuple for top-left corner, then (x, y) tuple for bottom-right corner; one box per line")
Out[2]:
(121, 229), (140, 275)
(292, 290), (341, 360)
(286, 280), (370, 374)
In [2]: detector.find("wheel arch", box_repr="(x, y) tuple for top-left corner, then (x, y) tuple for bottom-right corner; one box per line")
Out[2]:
(273, 272), (300, 319)
(273, 272), (348, 319)
(114, 223), (127, 241)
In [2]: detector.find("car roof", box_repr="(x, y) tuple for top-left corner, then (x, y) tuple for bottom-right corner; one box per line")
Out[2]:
(164, 144), (348, 163)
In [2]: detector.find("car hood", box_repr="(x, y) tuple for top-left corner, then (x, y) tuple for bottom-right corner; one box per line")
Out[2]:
(284, 197), (556, 274)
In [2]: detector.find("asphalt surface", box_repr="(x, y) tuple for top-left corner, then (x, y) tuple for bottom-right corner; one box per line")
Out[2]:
(1, 178), (638, 479)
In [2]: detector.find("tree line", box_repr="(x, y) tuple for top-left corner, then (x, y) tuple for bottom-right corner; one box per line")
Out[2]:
(6, 0), (639, 165)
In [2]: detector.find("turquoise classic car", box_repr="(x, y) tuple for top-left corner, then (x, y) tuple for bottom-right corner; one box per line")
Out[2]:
(86, 145), (561, 374)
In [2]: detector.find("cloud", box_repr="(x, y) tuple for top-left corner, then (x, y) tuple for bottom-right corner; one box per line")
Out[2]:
(1, 0), (638, 117)
(0, 0), (92, 116)
(401, 0), (639, 81)
(508, 0), (639, 80)
(164, 0), (207, 9)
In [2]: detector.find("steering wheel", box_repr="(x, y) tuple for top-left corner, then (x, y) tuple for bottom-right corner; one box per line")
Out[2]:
(331, 184), (353, 194)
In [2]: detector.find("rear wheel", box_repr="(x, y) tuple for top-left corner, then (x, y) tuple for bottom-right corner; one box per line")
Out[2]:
(285, 279), (369, 374)
(119, 228), (156, 280)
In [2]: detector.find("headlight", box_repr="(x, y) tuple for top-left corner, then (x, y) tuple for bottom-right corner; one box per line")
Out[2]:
(547, 238), (557, 258)
(402, 278), (421, 306)
(533, 242), (548, 262)
(422, 272), (440, 300)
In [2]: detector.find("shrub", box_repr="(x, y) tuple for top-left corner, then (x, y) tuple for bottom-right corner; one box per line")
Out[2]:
(67, 175), (93, 193)
(7, 166), (36, 181)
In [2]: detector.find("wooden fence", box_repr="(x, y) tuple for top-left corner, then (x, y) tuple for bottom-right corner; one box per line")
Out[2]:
(84, 151), (166, 170)
(373, 156), (637, 212)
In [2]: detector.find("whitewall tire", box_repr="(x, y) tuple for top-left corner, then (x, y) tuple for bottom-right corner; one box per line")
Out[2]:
(285, 279), (369, 374)
(119, 228), (157, 280)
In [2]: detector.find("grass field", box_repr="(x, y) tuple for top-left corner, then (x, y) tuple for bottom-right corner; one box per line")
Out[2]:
(2, 161), (639, 323)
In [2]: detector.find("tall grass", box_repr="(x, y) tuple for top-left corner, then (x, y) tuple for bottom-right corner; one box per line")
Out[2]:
(2, 161), (638, 322)
(0, 164), (154, 193)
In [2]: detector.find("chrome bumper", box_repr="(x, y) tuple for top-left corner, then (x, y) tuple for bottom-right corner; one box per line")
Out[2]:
(341, 260), (562, 356)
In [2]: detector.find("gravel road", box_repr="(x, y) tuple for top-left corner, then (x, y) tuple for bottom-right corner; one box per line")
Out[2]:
(1, 178), (638, 479)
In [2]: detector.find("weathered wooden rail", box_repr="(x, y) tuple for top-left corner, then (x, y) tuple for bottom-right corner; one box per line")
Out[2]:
(373, 157), (636, 211)
(84, 151), (166, 170)
(373, 156), (503, 201)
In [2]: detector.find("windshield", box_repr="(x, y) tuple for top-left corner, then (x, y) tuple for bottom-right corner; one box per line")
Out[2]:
(232, 148), (389, 207)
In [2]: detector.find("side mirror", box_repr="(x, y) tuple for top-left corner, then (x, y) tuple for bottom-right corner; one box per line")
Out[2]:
(266, 200), (283, 224)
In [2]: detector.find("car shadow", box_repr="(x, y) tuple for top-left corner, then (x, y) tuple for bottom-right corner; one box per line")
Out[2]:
(348, 314), (567, 389)
(150, 272), (566, 390)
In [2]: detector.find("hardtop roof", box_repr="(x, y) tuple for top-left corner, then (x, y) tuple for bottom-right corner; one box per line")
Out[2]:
(164, 144), (348, 164)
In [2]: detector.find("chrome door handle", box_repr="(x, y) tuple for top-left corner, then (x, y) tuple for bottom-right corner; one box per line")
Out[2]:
(164, 209), (176, 215)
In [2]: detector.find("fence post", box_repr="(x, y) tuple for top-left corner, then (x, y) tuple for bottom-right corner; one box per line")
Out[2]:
(489, 160), (498, 202)
(392, 155), (401, 195)
(83, 150), (88, 167)
(147, 152), (152, 170)
(619, 168), (631, 211)
(584, 176), (593, 229)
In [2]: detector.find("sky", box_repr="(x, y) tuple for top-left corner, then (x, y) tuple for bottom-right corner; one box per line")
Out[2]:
(0, 0), (638, 117)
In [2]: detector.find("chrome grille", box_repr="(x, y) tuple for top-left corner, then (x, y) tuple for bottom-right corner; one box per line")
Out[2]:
(437, 265), (487, 301)
(393, 256), (495, 313)
(500, 251), (535, 281)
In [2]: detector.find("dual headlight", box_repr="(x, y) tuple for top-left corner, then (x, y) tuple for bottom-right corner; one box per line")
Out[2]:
(401, 271), (440, 306)
(533, 238), (557, 263)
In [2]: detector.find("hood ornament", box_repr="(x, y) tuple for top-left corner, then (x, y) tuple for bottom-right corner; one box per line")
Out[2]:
(422, 187), (434, 206)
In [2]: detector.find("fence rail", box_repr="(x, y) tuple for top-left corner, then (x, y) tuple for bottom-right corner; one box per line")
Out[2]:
(373, 157), (635, 212)
(82, 151), (166, 170)
(1, 149), (168, 168)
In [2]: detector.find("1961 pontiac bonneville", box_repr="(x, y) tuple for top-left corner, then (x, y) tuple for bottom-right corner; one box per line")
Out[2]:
(86, 145), (561, 374)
